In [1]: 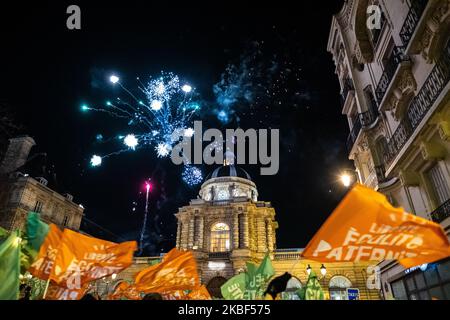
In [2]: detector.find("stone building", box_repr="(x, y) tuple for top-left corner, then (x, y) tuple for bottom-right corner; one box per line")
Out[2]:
(327, 0), (450, 300)
(0, 136), (84, 231)
(112, 164), (381, 300)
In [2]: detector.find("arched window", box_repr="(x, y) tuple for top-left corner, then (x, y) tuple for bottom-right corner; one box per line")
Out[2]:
(329, 276), (352, 300)
(281, 277), (303, 300)
(210, 223), (230, 252)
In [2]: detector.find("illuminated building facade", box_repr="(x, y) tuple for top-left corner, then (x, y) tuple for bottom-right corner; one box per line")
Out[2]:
(0, 136), (84, 231)
(327, 0), (450, 299)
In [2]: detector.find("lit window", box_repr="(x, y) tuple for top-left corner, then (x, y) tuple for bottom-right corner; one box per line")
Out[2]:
(329, 276), (352, 300)
(210, 223), (230, 253)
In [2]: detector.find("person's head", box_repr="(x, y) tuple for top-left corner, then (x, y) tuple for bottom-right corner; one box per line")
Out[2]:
(142, 293), (163, 300)
(80, 293), (98, 300)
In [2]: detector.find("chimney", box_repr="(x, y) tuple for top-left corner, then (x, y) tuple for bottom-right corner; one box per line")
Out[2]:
(0, 136), (36, 174)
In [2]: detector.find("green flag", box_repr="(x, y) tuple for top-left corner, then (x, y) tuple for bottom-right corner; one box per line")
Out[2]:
(304, 271), (325, 300)
(25, 212), (50, 252)
(220, 273), (246, 300)
(20, 212), (50, 272)
(0, 230), (21, 300)
(244, 255), (275, 299)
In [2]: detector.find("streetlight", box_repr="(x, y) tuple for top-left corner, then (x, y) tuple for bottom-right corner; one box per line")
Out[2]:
(306, 264), (327, 282)
(320, 264), (327, 277)
(306, 264), (312, 275)
(111, 273), (117, 280)
(340, 173), (352, 187)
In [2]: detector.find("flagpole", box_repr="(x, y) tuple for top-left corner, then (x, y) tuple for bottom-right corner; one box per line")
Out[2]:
(42, 279), (50, 299)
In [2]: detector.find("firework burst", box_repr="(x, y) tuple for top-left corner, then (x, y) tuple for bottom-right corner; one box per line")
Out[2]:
(83, 71), (204, 184)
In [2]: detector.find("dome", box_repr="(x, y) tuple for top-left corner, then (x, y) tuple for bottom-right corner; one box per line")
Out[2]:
(205, 165), (252, 181)
(199, 165), (257, 202)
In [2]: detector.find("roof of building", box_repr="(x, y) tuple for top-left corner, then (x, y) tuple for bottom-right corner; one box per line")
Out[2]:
(205, 165), (252, 181)
(15, 151), (60, 192)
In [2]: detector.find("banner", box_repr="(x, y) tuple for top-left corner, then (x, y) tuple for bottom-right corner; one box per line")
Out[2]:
(303, 271), (324, 300)
(25, 212), (50, 254)
(221, 273), (246, 300)
(221, 255), (275, 300)
(0, 230), (21, 300)
(187, 285), (212, 300)
(29, 224), (62, 280)
(133, 248), (199, 293)
(302, 184), (450, 268)
(244, 255), (275, 299)
(50, 228), (137, 287)
(45, 282), (90, 300)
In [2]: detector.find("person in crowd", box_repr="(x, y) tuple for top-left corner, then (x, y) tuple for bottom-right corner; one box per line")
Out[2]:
(80, 293), (98, 300)
(142, 293), (163, 300)
(19, 286), (32, 300)
(264, 272), (292, 300)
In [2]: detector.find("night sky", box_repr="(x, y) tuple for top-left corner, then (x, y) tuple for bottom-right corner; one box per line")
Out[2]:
(1, 0), (352, 255)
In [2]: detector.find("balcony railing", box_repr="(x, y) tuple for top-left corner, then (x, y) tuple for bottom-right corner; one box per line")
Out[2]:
(341, 78), (354, 107)
(274, 252), (302, 261)
(384, 41), (450, 168)
(346, 99), (379, 153)
(399, 0), (429, 47)
(375, 165), (387, 183)
(360, 96), (380, 127)
(209, 252), (230, 259)
(430, 199), (450, 224)
(375, 46), (409, 103)
(346, 117), (362, 154)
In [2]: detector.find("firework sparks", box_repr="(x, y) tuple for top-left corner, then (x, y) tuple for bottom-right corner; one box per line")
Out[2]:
(83, 71), (200, 167)
(182, 165), (203, 186)
(124, 134), (139, 150)
(90, 155), (102, 167)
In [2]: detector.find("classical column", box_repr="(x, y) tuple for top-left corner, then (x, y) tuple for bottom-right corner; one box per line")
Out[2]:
(188, 216), (195, 249)
(181, 219), (189, 249)
(257, 217), (267, 252)
(198, 216), (204, 250)
(243, 214), (250, 248)
(266, 219), (274, 252)
(233, 214), (239, 249)
(176, 222), (181, 248)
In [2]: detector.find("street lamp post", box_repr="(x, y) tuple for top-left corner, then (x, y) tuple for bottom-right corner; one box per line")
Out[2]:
(339, 169), (358, 188)
(306, 264), (327, 282)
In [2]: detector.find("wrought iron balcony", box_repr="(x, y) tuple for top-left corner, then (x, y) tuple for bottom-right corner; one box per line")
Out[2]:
(430, 199), (450, 224)
(399, 0), (428, 47)
(375, 46), (409, 104)
(384, 41), (450, 168)
(346, 117), (362, 154)
(374, 165), (387, 184)
(346, 100), (379, 154)
(341, 78), (354, 107)
(360, 96), (380, 127)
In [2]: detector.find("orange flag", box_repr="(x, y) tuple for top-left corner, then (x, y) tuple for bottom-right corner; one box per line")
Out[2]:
(302, 184), (450, 268)
(133, 248), (199, 293)
(109, 282), (141, 300)
(50, 228), (137, 287)
(28, 224), (62, 280)
(187, 285), (212, 300)
(44, 282), (90, 300)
